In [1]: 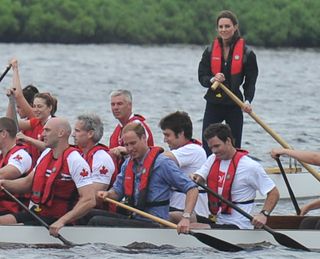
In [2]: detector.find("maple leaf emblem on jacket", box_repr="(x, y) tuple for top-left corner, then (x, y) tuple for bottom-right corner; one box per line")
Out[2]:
(99, 166), (108, 175)
(13, 154), (23, 162)
(80, 168), (89, 177)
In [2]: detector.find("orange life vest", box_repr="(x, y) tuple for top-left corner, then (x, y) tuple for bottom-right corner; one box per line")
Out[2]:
(30, 146), (80, 218)
(207, 149), (248, 215)
(123, 147), (164, 210)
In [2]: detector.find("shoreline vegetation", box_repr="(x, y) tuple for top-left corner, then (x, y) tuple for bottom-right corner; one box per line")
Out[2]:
(0, 0), (319, 47)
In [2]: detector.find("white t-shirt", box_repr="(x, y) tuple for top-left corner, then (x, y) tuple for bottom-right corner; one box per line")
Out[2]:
(7, 149), (32, 175)
(196, 154), (275, 229)
(91, 149), (115, 185)
(36, 148), (92, 188)
(170, 143), (210, 217)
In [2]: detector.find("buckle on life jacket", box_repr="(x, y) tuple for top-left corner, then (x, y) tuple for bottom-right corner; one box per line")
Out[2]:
(209, 214), (216, 223)
(215, 93), (222, 98)
(32, 204), (42, 213)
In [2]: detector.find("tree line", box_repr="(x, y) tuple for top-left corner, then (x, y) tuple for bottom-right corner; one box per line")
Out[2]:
(0, 0), (319, 47)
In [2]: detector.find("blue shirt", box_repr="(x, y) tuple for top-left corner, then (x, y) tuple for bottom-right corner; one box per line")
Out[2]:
(112, 152), (197, 220)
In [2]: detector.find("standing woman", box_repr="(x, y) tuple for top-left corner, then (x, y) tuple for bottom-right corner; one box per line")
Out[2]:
(198, 10), (258, 156)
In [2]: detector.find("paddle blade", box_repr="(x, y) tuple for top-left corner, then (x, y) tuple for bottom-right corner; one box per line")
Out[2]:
(189, 231), (244, 252)
(273, 231), (310, 251)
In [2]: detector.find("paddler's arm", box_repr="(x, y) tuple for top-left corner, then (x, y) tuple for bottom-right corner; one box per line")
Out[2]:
(9, 59), (35, 120)
(300, 199), (320, 216)
(177, 186), (199, 234)
(16, 132), (46, 152)
(49, 184), (96, 237)
(252, 186), (279, 228)
(271, 148), (320, 166)
(0, 170), (34, 194)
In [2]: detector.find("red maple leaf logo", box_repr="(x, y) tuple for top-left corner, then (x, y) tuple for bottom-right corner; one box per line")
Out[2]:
(13, 154), (23, 161)
(80, 168), (89, 177)
(99, 166), (108, 175)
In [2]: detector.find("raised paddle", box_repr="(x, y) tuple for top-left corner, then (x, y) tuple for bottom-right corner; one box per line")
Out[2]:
(104, 197), (244, 252)
(1, 187), (75, 246)
(275, 157), (301, 215)
(211, 81), (320, 182)
(195, 181), (310, 251)
(8, 94), (19, 132)
(0, 64), (12, 83)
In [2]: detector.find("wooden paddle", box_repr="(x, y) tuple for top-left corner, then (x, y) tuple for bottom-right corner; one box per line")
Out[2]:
(104, 197), (244, 252)
(0, 64), (12, 83)
(195, 181), (310, 251)
(8, 94), (19, 132)
(211, 81), (320, 182)
(275, 157), (301, 215)
(1, 187), (75, 246)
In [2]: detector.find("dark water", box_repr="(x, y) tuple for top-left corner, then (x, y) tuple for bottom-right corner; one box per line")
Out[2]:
(0, 44), (319, 258)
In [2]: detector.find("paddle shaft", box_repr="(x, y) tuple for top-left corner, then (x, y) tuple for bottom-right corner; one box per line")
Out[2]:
(0, 64), (11, 83)
(211, 81), (320, 182)
(1, 187), (74, 246)
(8, 95), (19, 132)
(104, 197), (244, 252)
(105, 197), (176, 228)
(276, 158), (301, 215)
(196, 181), (310, 251)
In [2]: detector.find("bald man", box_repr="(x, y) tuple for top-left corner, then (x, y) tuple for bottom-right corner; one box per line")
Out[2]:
(0, 117), (96, 237)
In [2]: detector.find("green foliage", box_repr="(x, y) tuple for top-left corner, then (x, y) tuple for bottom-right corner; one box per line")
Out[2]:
(0, 0), (318, 46)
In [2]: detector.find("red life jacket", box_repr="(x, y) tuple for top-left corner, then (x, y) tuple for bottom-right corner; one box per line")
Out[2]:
(187, 139), (202, 146)
(30, 146), (80, 218)
(123, 147), (163, 210)
(83, 144), (110, 169)
(109, 114), (154, 148)
(82, 144), (113, 210)
(26, 117), (45, 167)
(0, 144), (30, 213)
(211, 38), (244, 76)
(207, 149), (248, 215)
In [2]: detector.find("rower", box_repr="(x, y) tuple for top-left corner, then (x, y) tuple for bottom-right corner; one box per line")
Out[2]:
(159, 111), (210, 224)
(0, 117), (96, 237)
(90, 122), (198, 234)
(192, 123), (279, 229)
(0, 117), (32, 215)
(73, 113), (115, 196)
(107, 89), (154, 213)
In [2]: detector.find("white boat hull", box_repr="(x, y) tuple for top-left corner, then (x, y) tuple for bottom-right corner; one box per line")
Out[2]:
(0, 225), (319, 250)
(256, 172), (319, 200)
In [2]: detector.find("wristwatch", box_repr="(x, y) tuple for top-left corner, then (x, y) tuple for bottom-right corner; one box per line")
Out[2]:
(182, 212), (191, 219)
(260, 210), (271, 217)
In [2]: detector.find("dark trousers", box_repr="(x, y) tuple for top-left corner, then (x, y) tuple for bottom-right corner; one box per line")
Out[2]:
(202, 102), (243, 156)
(86, 209), (160, 228)
(13, 211), (57, 225)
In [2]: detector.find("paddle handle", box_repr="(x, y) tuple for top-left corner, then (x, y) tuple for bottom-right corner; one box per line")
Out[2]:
(0, 64), (11, 83)
(276, 158), (301, 215)
(211, 82), (320, 182)
(104, 198), (177, 229)
(1, 187), (74, 246)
